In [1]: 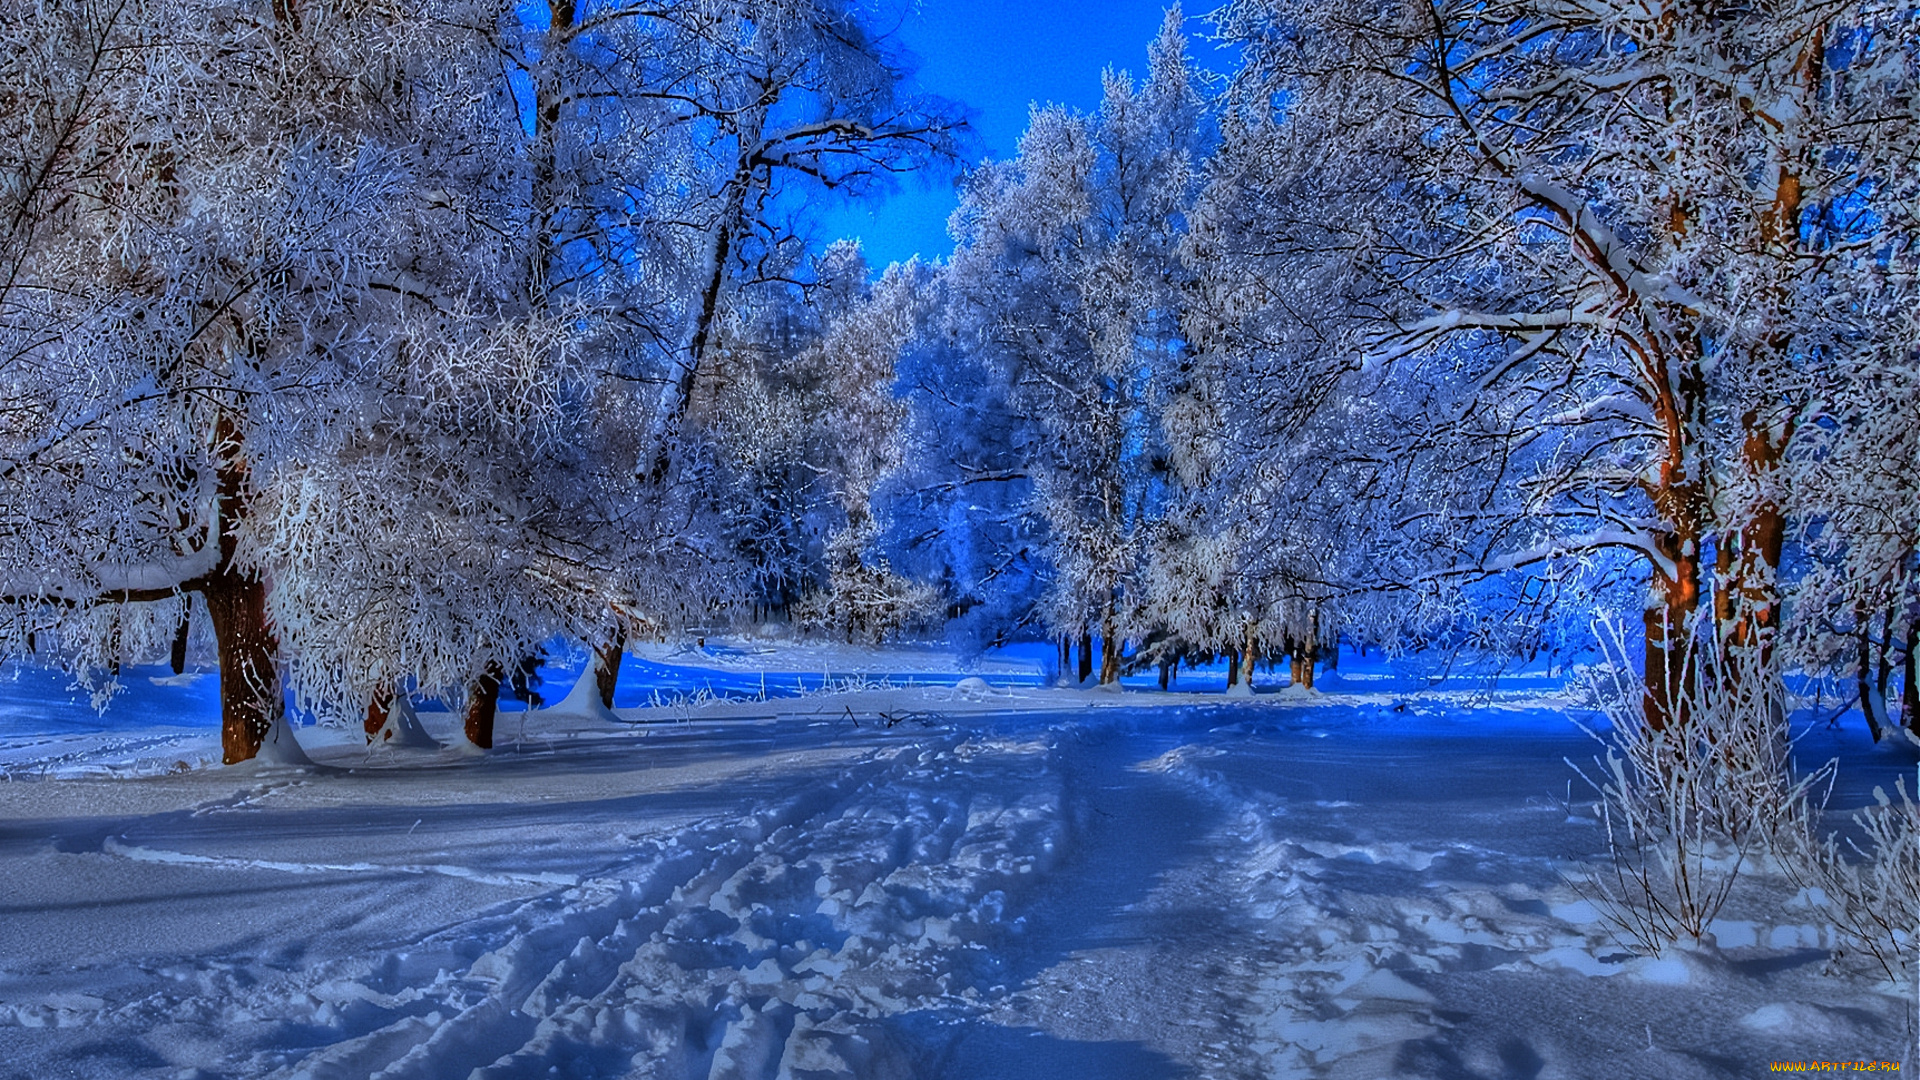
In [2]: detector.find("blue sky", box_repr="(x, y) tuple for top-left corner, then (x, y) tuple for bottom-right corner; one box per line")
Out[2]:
(814, 0), (1226, 271)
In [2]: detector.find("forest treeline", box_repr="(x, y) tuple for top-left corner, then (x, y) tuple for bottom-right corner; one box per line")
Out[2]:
(2, 0), (1915, 761)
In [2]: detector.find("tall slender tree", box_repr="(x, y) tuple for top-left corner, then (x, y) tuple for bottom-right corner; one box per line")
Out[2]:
(943, 9), (1204, 683)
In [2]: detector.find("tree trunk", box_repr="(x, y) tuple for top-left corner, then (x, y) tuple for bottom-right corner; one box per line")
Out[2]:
(1300, 608), (1320, 690)
(1903, 618), (1919, 739)
(1158, 660), (1170, 691)
(1875, 604), (1897, 735)
(1630, 229), (1710, 732)
(1714, 412), (1790, 697)
(645, 137), (759, 481)
(1712, 29), (1815, 711)
(1859, 617), (1886, 743)
(364, 684), (393, 743)
(1643, 523), (1704, 732)
(169, 606), (190, 675)
(1076, 631), (1093, 684)
(594, 623), (626, 710)
(1289, 654), (1304, 688)
(1098, 603), (1121, 685)
(464, 660), (504, 749)
(1226, 649), (1240, 688)
(202, 569), (280, 764)
(1239, 622), (1257, 689)
(524, 0), (578, 310)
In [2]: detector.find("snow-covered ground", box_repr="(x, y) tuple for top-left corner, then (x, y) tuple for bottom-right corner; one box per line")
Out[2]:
(0, 644), (1912, 1078)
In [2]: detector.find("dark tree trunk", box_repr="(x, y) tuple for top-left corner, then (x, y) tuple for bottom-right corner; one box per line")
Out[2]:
(1875, 604), (1897, 735)
(202, 570), (280, 764)
(364, 684), (393, 743)
(1226, 649), (1240, 688)
(1903, 618), (1920, 739)
(465, 661), (504, 749)
(1859, 615), (1886, 743)
(1643, 526), (1704, 732)
(646, 147), (757, 482)
(594, 624), (626, 710)
(1299, 608), (1320, 690)
(1158, 661), (1170, 691)
(169, 607), (190, 675)
(1098, 603), (1121, 685)
(1076, 632), (1093, 684)
(1904, 618), (1920, 734)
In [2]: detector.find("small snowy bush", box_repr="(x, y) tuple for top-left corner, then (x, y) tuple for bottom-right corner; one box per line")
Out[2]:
(1571, 634), (1830, 954)
(794, 561), (943, 644)
(1801, 775), (1920, 981)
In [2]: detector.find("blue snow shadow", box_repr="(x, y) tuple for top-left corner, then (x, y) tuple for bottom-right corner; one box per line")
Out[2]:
(865, 719), (1223, 1080)
(887, 1012), (1189, 1079)
(531, 654), (1055, 711)
(0, 661), (221, 735)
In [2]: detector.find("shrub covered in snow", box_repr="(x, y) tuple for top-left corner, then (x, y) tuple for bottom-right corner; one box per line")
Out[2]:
(1571, 640), (1831, 954)
(1803, 775), (1920, 981)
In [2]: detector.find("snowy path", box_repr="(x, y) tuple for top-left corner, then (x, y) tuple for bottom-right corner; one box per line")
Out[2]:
(0, 692), (1909, 1078)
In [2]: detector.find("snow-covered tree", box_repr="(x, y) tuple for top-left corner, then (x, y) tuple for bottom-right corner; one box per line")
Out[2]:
(618, 0), (966, 482)
(941, 9), (1204, 683)
(1789, 303), (1920, 742)
(1208, 0), (1920, 722)
(880, 271), (1049, 652)
(0, 0), (964, 760)
(0, 0), (519, 761)
(1162, 90), (1385, 687)
(787, 255), (940, 642)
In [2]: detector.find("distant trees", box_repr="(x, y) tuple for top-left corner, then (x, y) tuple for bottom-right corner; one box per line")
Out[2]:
(896, 0), (1918, 712)
(936, 9), (1204, 684)
(694, 244), (938, 641)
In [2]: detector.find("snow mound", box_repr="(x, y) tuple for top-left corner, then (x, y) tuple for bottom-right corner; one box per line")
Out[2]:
(368, 695), (441, 750)
(1739, 1002), (1872, 1039)
(538, 659), (621, 725)
(1130, 744), (1224, 773)
(254, 716), (314, 768)
(950, 676), (998, 701)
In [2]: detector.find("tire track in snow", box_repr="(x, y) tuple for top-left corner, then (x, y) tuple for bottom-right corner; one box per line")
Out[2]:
(922, 728), (1280, 1080)
(100, 835), (584, 890)
(265, 731), (1068, 1080)
(1133, 738), (1538, 1077)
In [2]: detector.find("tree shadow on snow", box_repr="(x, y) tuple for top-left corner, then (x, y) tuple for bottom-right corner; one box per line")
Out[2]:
(1396, 1032), (1548, 1080)
(888, 1012), (1191, 1080)
(992, 732), (1231, 968)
